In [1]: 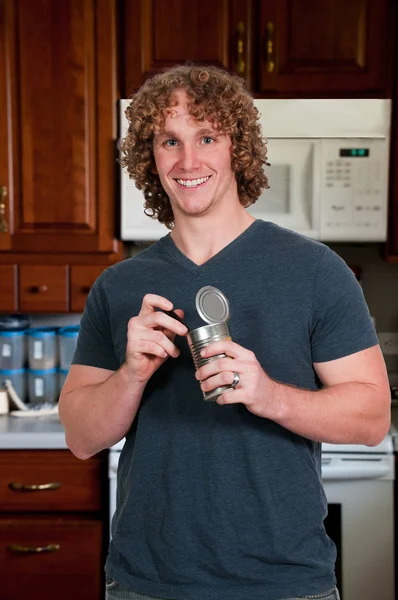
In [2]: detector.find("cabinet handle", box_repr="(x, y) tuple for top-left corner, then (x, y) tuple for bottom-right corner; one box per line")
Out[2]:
(7, 543), (60, 554)
(29, 284), (48, 294)
(236, 21), (245, 74)
(8, 481), (61, 492)
(265, 21), (275, 73)
(0, 186), (8, 233)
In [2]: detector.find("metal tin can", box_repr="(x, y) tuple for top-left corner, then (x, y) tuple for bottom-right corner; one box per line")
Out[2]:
(187, 286), (234, 402)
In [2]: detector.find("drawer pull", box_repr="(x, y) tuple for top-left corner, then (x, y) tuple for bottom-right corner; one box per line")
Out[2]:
(8, 481), (61, 492)
(29, 285), (48, 293)
(8, 543), (60, 554)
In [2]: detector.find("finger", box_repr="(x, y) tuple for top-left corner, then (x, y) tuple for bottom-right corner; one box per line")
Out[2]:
(140, 311), (187, 336)
(139, 293), (174, 317)
(200, 340), (252, 361)
(195, 358), (243, 382)
(163, 309), (186, 341)
(216, 390), (242, 405)
(200, 370), (237, 394)
(130, 328), (181, 358)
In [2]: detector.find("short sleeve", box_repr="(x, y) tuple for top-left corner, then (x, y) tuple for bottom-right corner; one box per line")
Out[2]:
(310, 246), (378, 363)
(72, 270), (120, 371)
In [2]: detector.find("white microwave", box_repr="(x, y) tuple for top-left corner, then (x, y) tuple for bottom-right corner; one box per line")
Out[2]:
(119, 99), (391, 242)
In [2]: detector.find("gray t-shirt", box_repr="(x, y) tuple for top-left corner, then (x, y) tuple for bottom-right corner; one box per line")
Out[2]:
(73, 219), (378, 600)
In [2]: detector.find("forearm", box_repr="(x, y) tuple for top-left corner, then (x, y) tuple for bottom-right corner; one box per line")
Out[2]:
(59, 365), (146, 460)
(271, 380), (391, 446)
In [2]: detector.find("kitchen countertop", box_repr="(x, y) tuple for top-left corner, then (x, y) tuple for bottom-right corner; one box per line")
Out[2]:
(0, 414), (67, 449)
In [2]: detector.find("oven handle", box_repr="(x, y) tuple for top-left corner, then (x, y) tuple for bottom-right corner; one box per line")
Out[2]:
(322, 460), (392, 480)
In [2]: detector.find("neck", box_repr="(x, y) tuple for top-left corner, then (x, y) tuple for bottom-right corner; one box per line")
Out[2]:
(170, 207), (256, 266)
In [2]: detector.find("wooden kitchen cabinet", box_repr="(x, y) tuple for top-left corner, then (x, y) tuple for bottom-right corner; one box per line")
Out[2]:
(0, 265), (18, 313)
(0, 450), (108, 600)
(120, 0), (253, 94)
(19, 265), (69, 314)
(0, 517), (102, 600)
(0, 0), (123, 313)
(120, 0), (394, 98)
(70, 265), (109, 313)
(255, 0), (394, 96)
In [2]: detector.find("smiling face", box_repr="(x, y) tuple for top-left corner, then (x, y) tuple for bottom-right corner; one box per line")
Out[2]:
(152, 90), (240, 222)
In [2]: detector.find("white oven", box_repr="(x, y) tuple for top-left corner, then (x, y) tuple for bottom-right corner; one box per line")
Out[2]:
(109, 435), (395, 600)
(321, 436), (394, 600)
(119, 99), (391, 243)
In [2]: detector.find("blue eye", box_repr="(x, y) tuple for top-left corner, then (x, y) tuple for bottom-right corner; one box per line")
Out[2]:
(165, 139), (178, 147)
(202, 137), (214, 145)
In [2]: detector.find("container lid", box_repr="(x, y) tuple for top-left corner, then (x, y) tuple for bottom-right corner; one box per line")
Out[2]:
(0, 330), (25, 337)
(0, 368), (26, 375)
(195, 286), (230, 324)
(27, 368), (57, 375)
(58, 326), (80, 337)
(0, 315), (31, 331)
(26, 327), (57, 337)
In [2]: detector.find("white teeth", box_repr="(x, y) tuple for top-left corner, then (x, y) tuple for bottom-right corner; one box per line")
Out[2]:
(176, 176), (210, 188)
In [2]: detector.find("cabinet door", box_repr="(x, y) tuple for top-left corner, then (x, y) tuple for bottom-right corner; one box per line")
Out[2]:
(0, 265), (18, 312)
(121, 0), (252, 95)
(0, 450), (103, 512)
(70, 265), (108, 313)
(0, 0), (118, 254)
(257, 0), (392, 95)
(0, 517), (102, 600)
(19, 265), (69, 313)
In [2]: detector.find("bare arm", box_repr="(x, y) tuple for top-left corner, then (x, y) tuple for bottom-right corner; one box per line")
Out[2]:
(58, 294), (187, 460)
(58, 364), (145, 460)
(195, 342), (391, 446)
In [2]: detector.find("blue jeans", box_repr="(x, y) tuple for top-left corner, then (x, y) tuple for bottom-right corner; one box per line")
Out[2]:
(105, 577), (340, 600)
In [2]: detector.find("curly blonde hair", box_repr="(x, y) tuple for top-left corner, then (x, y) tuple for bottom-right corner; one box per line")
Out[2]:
(120, 64), (269, 229)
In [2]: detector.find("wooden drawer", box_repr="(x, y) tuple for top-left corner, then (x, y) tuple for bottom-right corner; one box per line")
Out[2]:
(0, 451), (103, 512)
(70, 265), (107, 312)
(0, 516), (102, 600)
(0, 264), (18, 312)
(19, 265), (69, 312)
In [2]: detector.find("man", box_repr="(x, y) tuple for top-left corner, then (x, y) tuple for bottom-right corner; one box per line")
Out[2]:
(59, 65), (390, 600)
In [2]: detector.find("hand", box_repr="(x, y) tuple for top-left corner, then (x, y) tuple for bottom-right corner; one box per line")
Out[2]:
(124, 294), (187, 384)
(195, 340), (279, 418)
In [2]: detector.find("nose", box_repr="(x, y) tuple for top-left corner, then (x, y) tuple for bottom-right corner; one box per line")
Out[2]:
(179, 144), (201, 172)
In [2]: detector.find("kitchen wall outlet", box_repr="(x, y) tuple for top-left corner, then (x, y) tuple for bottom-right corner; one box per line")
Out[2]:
(378, 332), (398, 355)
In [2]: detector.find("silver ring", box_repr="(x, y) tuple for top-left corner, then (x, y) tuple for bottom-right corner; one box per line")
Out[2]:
(231, 371), (240, 389)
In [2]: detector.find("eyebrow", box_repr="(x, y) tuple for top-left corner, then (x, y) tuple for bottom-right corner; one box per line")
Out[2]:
(155, 127), (218, 140)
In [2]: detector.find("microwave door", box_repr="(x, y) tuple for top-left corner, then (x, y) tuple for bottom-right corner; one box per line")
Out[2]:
(247, 138), (321, 239)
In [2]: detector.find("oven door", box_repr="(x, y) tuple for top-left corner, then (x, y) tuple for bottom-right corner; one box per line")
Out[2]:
(322, 456), (394, 600)
(247, 138), (321, 239)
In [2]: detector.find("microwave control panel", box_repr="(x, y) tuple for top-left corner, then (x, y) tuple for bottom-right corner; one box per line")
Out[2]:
(320, 139), (388, 241)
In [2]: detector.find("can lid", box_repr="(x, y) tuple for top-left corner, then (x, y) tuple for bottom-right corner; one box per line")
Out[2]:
(195, 286), (230, 324)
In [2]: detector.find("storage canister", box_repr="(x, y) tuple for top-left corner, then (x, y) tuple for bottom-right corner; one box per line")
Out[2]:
(28, 368), (58, 405)
(0, 368), (27, 401)
(26, 327), (58, 370)
(58, 326), (80, 371)
(0, 330), (26, 370)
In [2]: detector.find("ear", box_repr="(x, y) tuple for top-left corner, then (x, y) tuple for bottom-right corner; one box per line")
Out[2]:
(151, 165), (158, 175)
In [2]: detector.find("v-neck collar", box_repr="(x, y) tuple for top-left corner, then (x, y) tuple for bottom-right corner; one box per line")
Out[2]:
(158, 219), (262, 276)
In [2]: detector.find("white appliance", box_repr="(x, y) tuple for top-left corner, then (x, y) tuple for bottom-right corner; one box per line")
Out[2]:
(109, 434), (395, 600)
(119, 99), (391, 242)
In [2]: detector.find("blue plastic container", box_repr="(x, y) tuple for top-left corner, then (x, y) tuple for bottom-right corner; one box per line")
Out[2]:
(26, 327), (58, 370)
(0, 330), (26, 370)
(58, 326), (80, 370)
(0, 368), (27, 401)
(27, 368), (58, 404)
